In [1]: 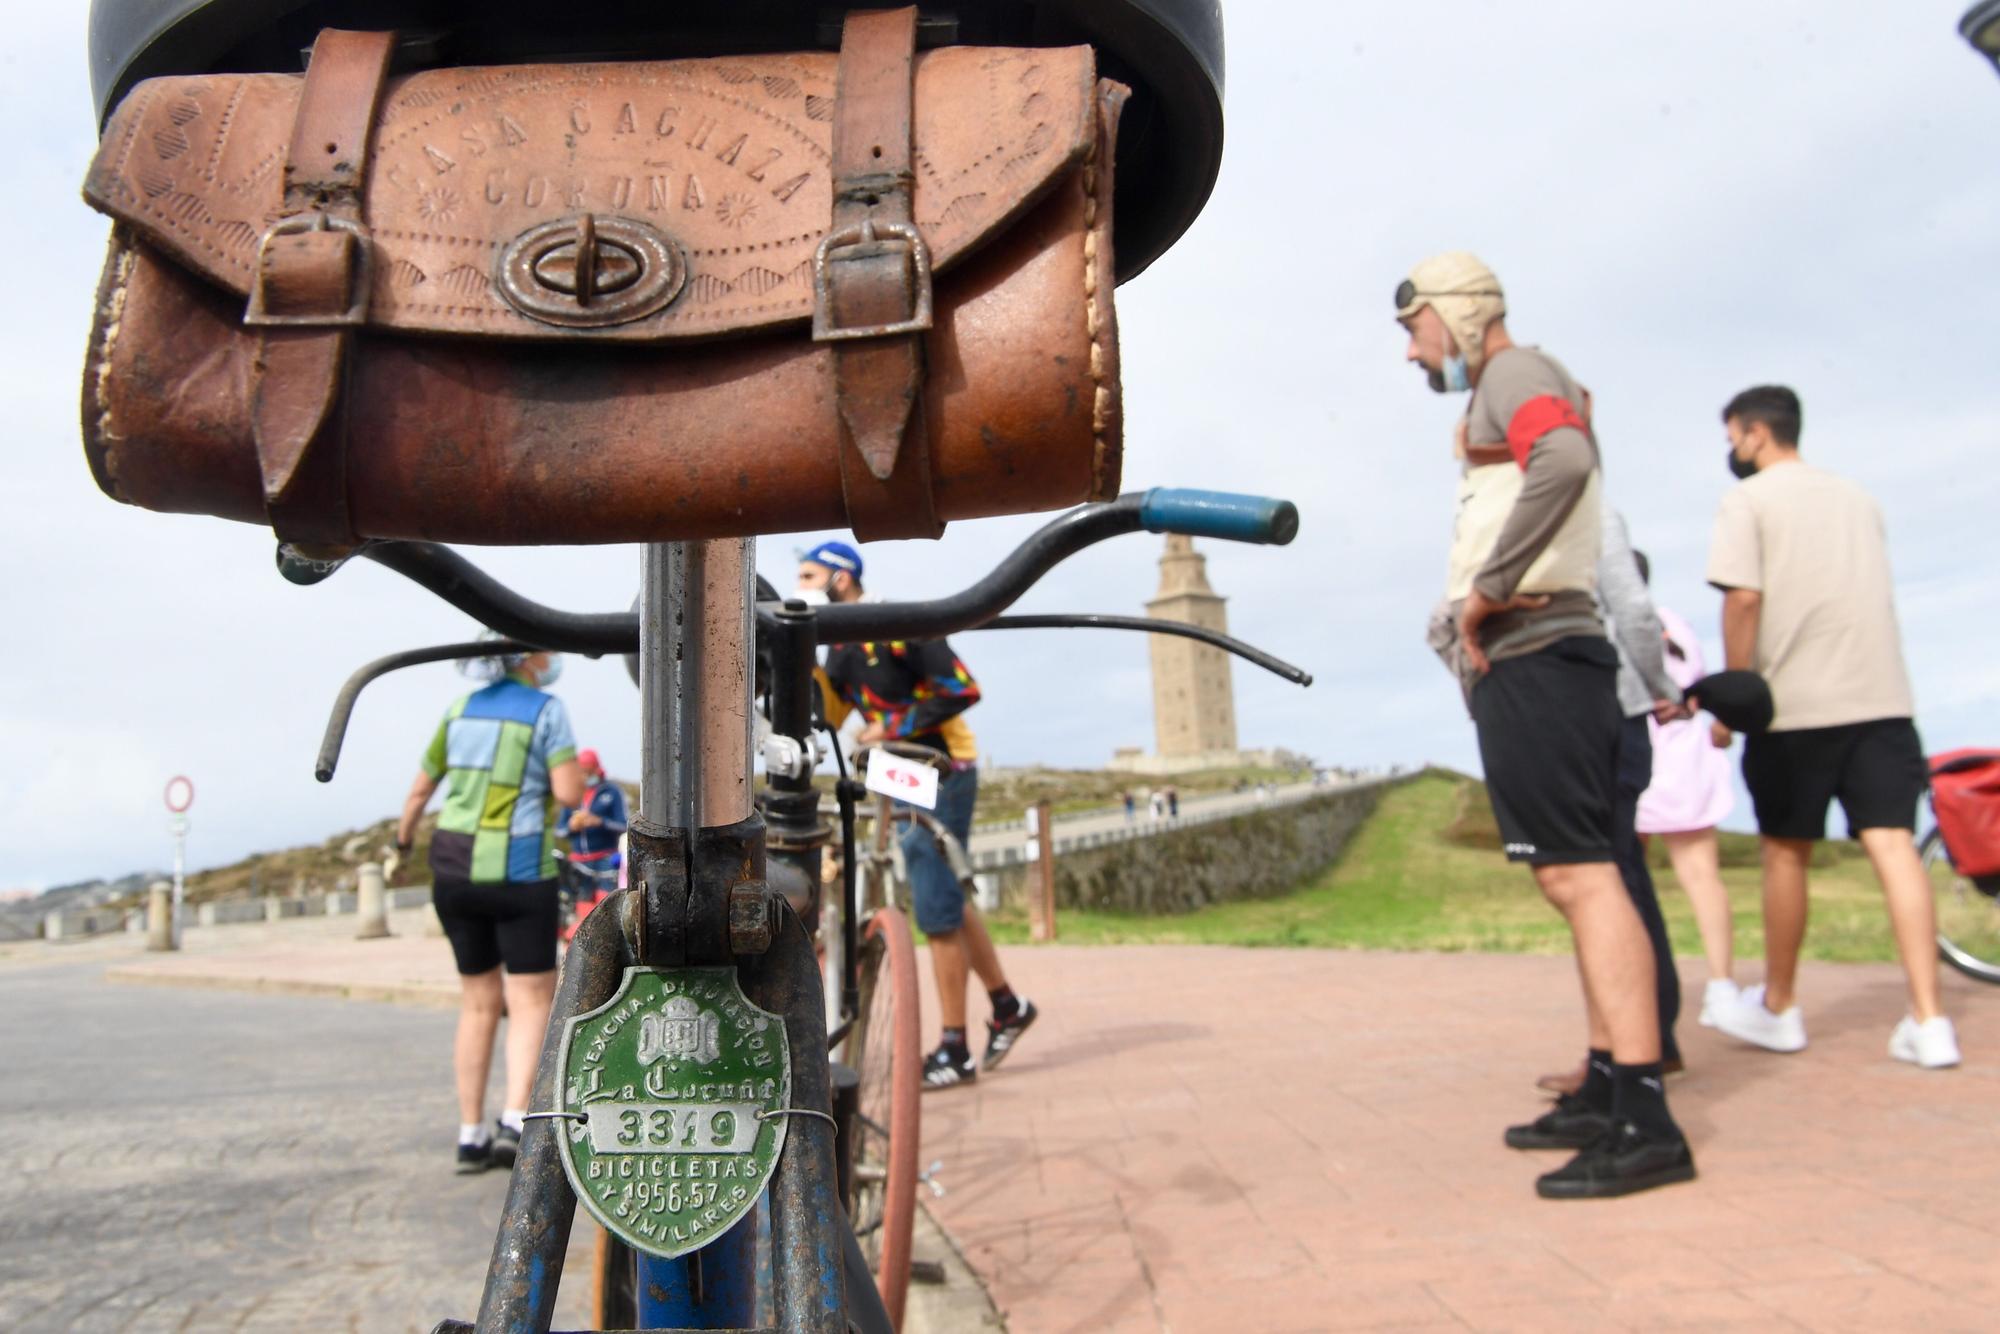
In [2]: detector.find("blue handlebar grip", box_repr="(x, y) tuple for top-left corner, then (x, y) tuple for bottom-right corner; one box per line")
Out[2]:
(1138, 489), (1299, 545)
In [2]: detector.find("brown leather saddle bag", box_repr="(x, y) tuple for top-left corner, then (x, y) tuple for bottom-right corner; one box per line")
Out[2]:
(81, 12), (1126, 548)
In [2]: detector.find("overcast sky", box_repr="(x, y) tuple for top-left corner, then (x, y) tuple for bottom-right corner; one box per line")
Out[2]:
(5, 2), (1997, 891)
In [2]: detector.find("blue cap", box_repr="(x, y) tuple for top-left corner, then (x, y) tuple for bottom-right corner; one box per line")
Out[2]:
(796, 540), (863, 581)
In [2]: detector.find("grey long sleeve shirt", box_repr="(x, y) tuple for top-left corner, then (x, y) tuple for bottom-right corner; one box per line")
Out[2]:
(1597, 508), (1681, 718)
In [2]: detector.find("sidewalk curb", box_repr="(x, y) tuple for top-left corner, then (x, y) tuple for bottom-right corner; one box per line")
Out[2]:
(104, 965), (460, 1010)
(905, 1198), (1007, 1332)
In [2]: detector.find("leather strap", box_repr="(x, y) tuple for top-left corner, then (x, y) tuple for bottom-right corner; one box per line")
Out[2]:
(822, 8), (943, 542)
(250, 28), (395, 548)
(1463, 443), (1513, 468)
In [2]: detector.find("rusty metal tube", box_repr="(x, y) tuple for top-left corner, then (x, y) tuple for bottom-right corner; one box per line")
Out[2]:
(472, 891), (638, 1334)
(640, 539), (756, 830)
(741, 904), (849, 1334)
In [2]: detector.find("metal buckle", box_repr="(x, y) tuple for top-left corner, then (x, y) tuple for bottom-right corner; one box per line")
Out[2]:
(243, 213), (372, 328)
(810, 219), (934, 342)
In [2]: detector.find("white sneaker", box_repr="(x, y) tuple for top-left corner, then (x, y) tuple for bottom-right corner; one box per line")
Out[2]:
(1889, 1015), (1961, 1070)
(1713, 983), (1808, 1053)
(1698, 978), (1741, 1028)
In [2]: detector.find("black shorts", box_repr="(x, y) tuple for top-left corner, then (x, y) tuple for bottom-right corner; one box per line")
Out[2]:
(1742, 718), (1926, 841)
(432, 877), (560, 975)
(1470, 636), (1622, 866)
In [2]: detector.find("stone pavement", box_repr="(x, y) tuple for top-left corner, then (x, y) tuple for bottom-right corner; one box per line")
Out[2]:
(0, 960), (599, 1333)
(916, 947), (2000, 1333)
(21, 916), (2000, 1331)
(8, 916), (997, 1333)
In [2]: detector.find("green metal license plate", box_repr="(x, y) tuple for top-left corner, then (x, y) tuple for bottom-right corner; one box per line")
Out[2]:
(556, 966), (790, 1258)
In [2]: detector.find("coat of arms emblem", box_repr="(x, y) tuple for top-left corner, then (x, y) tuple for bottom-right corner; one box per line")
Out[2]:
(638, 995), (721, 1066)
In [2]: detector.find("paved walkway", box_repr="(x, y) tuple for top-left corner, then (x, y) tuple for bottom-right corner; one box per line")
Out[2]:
(0, 960), (598, 1332)
(23, 917), (2000, 1331)
(917, 947), (1999, 1333)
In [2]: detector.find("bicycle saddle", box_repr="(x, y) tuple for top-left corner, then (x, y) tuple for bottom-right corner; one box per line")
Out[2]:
(87, 0), (1222, 281)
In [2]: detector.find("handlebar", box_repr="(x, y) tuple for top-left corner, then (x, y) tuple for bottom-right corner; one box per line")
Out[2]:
(1137, 488), (1298, 546)
(301, 489), (1310, 779)
(284, 489), (1299, 653)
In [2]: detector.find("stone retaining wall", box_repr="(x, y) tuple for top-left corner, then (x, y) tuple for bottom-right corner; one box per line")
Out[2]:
(987, 782), (1389, 915)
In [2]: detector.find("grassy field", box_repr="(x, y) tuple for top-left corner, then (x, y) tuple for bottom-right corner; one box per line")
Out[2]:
(986, 770), (1905, 964)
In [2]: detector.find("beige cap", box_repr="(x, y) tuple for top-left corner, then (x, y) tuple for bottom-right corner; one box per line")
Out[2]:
(1395, 251), (1506, 370)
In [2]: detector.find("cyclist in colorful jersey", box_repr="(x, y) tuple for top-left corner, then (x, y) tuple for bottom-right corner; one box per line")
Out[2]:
(561, 748), (628, 904)
(795, 540), (1038, 1090)
(394, 644), (583, 1173)
(1398, 252), (1693, 1199)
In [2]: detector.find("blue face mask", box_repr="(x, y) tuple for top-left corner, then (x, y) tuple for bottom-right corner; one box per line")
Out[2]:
(1441, 350), (1471, 394)
(536, 655), (564, 687)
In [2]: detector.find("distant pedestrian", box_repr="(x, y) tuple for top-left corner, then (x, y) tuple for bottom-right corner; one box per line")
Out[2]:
(1632, 563), (1739, 1026)
(1705, 385), (1958, 1068)
(395, 644), (582, 1174)
(1398, 250), (1691, 1198)
(1167, 787), (1180, 819)
(1122, 790), (1136, 823)
(560, 748), (628, 907)
(1536, 511), (1687, 1097)
(1148, 789), (1166, 821)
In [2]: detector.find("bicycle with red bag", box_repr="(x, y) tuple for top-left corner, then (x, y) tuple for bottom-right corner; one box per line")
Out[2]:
(1923, 749), (2000, 984)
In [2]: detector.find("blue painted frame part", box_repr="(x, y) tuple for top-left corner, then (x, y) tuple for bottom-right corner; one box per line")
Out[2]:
(635, 1206), (761, 1329)
(1138, 488), (1299, 546)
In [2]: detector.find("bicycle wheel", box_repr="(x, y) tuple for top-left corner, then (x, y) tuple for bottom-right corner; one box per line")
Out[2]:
(1925, 827), (2000, 985)
(844, 905), (922, 1329)
(592, 1226), (638, 1329)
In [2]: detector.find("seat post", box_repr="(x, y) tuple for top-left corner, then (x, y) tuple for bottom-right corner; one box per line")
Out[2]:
(638, 539), (756, 829)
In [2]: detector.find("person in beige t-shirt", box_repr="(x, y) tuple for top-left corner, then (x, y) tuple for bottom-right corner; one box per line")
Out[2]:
(1704, 384), (1957, 1069)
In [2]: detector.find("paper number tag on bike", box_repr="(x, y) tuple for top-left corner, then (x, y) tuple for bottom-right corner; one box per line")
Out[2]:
(556, 967), (790, 1259)
(866, 750), (940, 810)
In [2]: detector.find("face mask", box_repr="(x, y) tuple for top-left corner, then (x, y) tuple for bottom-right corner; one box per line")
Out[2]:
(1441, 348), (1471, 394)
(1726, 446), (1758, 480)
(536, 655), (564, 686)
(791, 586), (831, 607)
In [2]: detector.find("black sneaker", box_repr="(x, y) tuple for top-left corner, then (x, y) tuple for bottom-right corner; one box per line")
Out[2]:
(921, 1045), (977, 1092)
(491, 1122), (521, 1170)
(456, 1138), (493, 1175)
(1535, 1122), (1697, 1200)
(982, 998), (1038, 1071)
(1504, 1094), (1613, 1151)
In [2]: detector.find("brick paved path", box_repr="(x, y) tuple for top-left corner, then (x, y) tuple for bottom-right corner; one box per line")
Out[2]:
(0, 962), (595, 1332)
(917, 946), (2000, 1333)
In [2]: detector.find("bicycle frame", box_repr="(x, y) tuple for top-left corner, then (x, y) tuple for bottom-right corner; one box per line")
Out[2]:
(454, 539), (851, 1334)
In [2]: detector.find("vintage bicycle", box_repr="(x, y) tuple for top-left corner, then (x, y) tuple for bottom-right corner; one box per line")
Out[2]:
(308, 489), (1310, 1331)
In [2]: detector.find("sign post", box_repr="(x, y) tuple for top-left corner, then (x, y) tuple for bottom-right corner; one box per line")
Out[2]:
(164, 776), (194, 949)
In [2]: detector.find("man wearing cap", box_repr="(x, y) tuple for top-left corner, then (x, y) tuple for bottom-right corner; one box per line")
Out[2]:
(562, 749), (628, 907)
(1705, 385), (1959, 1068)
(794, 541), (1038, 1090)
(1398, 252), (1694, 1199)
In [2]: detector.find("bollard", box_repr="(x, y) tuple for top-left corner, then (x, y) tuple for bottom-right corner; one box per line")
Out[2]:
(146, 882), (175, 951)
(355, 862), (390, 940)
(1028, 800), (1058, 942)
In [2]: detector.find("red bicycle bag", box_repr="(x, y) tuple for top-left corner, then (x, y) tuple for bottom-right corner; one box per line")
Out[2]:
(1930, 749), (2000, 878)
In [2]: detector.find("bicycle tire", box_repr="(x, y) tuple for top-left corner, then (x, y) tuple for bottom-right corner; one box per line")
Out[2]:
(844, 905), (923, 1329)
(1924, 827), (2000, 985)
(591, 1226), (639, 1329)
